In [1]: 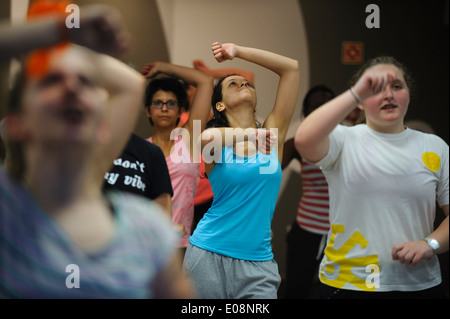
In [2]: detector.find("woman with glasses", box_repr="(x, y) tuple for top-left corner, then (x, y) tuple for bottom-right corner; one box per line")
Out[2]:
(142, 62), (213, 253)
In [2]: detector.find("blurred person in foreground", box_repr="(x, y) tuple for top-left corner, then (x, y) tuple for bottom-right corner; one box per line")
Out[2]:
(0, 1), (193, 298)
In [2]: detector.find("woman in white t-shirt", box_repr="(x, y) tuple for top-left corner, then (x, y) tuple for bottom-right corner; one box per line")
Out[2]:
(295, 56), (448, 298)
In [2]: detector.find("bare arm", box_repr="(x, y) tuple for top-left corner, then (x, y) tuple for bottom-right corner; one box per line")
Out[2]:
(193, 59), (255, 84)
(294, 91), (356, 163)
(0, 18), (62, 60)
(94, 54), (145, 182)
(143, 62), (213, 159)
(0, 4), (130, 121)
(392, 205), (449, 266)
(295, 68), (397, 163)
(212, 43), (299, 138)
(212, 42), (299, 163)
(0, 4), (129, 61)
(429, 206), (449, 253)
(0, 4), (141, 183)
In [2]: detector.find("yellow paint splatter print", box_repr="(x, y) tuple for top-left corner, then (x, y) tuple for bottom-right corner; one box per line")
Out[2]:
(320, 224), (380, 291)
(422, 152), (440, 172)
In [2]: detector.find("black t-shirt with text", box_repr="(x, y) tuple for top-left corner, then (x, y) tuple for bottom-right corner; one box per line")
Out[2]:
(103, 134), (173, 200)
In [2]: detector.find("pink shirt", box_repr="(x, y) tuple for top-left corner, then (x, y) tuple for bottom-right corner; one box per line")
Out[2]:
(148, 135), (199, 247)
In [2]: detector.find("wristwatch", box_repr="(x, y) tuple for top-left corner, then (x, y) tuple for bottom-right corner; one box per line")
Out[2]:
(424, 237), (440, 255)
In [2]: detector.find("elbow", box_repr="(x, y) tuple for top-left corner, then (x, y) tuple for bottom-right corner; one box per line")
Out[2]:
(129, 74), (146, 105)
(193, 72), (214, 88)
(284, 59), (300, 82)
(292, 59), (300, 72)
(122, 72), (146, 98)
(294, 124), (329, 164)
(135, 74), (146, 95)
(203, 74), (215, 87)
(200, 74), (215, 89)
(294, 125), (307, 154)
(289, 59), (300, 76)
(294, 124), (315, 160)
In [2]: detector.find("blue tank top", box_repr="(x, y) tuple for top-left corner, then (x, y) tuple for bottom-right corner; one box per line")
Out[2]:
(189, 145), (282, 261)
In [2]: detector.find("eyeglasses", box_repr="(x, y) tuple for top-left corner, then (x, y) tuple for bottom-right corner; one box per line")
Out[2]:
(150, 99), (179, 109)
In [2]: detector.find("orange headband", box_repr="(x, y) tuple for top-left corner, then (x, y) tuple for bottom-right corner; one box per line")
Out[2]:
(25, 0), (72, 80)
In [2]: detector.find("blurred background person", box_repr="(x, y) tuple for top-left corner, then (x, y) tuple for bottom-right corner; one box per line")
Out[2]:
(281, 85), (335, 299)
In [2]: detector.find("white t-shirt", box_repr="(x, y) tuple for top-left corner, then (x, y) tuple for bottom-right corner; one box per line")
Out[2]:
(315, 124), (449, 292)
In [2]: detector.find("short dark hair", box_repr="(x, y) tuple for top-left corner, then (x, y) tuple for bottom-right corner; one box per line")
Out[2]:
(144, 75), (189, 126)
(302, 85), (335, 118)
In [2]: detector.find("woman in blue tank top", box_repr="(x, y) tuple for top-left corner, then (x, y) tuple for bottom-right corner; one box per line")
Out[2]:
(184, 42), (300, 299)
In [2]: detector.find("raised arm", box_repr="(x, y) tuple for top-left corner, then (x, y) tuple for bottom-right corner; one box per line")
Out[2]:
(0, 4), (129, 61)
(143, 62), (213, 159)
(0, 18), (64, 61)
(95, 54), (145, 181)
(143, 62), (213, 133)
(212, 42), (299, 146)
(192, 59), (255, 85)
(0, 4), (130, 121)
(295, 67), (397, 163)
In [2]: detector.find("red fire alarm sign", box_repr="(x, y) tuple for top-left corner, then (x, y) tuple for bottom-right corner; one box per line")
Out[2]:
(342, 41), (364, 65)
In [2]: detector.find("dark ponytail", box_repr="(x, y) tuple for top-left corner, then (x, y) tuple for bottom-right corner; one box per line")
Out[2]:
(205, 75), (235, 129)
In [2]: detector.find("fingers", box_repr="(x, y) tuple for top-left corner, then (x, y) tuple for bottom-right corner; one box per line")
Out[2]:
(256, 129), (278, 154)
(141, 62), (163, 78)
(141, 63), (153, 76)
(392, 242), (429, 266)
(213, 52), (224, 62)
(368, 71), (396, 94)
(78, 5), (130, 58)
(354, 70), (398, 100)
(393, 247), (416, 265)
(211, 42), (221, 50)
(212, 42), (224, 62)
(211, 42), (235, 63)
(193, 59), (208, 71)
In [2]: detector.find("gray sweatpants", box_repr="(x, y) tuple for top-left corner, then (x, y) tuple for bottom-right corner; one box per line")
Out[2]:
(183, 244), (281, 299)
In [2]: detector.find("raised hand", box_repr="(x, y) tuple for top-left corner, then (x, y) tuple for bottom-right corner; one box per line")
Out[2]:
(212, 42), (237, 63)
(70, 5), (130, 58)
(193, 59), (210, 72)
(141, 62), (163, 78)
(352, 68), (397, 102)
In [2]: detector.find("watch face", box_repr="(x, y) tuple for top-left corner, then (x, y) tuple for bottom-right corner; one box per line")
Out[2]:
(428, 238), (439, 250)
